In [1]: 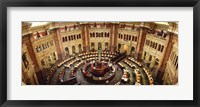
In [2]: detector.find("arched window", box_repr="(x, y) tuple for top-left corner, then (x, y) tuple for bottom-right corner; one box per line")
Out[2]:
(65, 37), (68, 41)
(42, 44), (45, 50)
(132, 36), (135, 41)
(155, 43), (157, 49)
(144, 51), (146, 58)
(90, 33), (92, 37)
(71, 35), (73, 40)
(79, 34), (81, 39)
(62, 37), (65, 42)
(129, 35), (131, 41)
(135, 37), (137, 42)
(161, 45), (164, 52)
(68, 36), (71, 41)
(96, 33), (98, 37)
(74, 35), (76, 40)
(158, 44), (161, 51)
(93, 32), (95, 37)
(150, 41), (152, 47)
(107, 33), (109, 37)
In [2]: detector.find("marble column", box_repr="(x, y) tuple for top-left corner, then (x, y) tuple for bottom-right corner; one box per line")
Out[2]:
(81, 24), (87, 52)
(110, 24), (119, 52)
(50, 28), (64, 61)
(135, 26), (148, 61)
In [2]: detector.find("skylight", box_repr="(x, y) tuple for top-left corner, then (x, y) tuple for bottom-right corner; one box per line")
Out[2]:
(31, 22), (49, 27)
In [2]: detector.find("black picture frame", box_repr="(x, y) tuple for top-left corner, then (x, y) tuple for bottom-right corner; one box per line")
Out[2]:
(0, 0), (199, 107)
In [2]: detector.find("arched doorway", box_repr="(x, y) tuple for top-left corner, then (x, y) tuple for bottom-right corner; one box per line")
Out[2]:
(65, 47), (69, 56)
(98, 42), (102, 50)
(78, 44), (82, 52)
(72, 46), (76, 54)
(130, 46), (135, 54)
(105, 42), (109, 51)
(91, 42), (95, 51)
(118, 44), (121, 52)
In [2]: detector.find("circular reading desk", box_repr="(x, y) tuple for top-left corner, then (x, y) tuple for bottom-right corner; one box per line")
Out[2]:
(82, 61), (116, 84)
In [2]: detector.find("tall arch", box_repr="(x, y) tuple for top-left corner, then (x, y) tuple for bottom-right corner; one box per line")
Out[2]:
(65, 47), (69, 56)
(98, 42), (102, 50)
(78, 44), (82, 52)
(91, 42), (95, 51)
(105, 42), (109, 51)
(72, 46), (76, 54)
(118, 43), (121, 51)
(131, 47), (135, 54)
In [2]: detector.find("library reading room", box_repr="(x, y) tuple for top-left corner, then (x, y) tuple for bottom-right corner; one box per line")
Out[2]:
(22, 22), (178, 85)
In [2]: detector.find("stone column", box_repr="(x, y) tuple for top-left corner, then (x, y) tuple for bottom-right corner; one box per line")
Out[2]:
(86, 24), (90, 52)
(109, 24), (114, 52)
(135, 26), (148, 61)
(109, 23), (119, 52)
(50, 27), (64, 61)
(22, 33), (41, 84)
(23, 33), (40, 71)
(113, 24), (119, 52)
(156, 33), (177, 79)
(81, 24), (87, 52)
